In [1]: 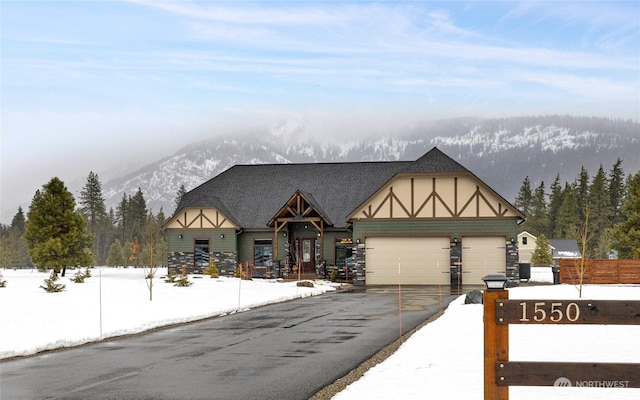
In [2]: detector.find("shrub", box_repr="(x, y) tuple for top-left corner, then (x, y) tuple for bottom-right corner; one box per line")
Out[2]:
(164, 268), (177, 283)
(174, 267), (192, 287)
(0, 272), (6, 288)
(204, 262), (219, 278)
(72, 269), (86, 283)
(41, 271), (66, 292)
(330, 269), (338, 282)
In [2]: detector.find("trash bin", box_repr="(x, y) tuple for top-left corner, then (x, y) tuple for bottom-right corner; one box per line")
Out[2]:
(551, 266), (560, 285)
(519, 263), (531, 281)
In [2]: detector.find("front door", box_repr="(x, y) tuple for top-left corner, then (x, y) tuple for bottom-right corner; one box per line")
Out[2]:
(295, 238), (315, 273)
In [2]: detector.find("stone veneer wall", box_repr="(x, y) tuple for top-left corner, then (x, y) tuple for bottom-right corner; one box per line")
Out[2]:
(352, 243), (366, 285)
(168, 251), (238, 276)
(506, 242), (520, 286)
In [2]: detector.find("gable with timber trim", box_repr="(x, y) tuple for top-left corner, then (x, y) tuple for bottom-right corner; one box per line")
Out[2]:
(164, 207), (238, 229)
(348, 174), (523, 220)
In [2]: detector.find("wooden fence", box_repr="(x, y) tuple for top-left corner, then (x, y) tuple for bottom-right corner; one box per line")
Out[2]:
(559, 259), (640, 284)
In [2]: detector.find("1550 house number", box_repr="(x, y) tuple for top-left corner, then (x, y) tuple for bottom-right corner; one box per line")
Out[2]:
(519, 301), (581, 322)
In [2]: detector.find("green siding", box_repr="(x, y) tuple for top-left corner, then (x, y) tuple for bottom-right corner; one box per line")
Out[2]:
(237, 231), (273, 264)
(167, 229), (237, 253)
(323, 231), (352, 265)
(353, 220), (519, 241)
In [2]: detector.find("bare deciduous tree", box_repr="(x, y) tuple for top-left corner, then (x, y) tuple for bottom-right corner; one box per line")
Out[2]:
(143, 213), (158, 301)
(574, 199), (591, 298)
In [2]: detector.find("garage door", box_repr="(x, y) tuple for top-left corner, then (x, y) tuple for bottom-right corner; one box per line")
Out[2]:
(365, 237), (450, 285)
(461, 237), (506, 285)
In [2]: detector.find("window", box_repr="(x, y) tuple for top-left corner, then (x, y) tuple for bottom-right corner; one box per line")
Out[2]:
(302, 240), (311, 262)
(254, 239), (273, 266)
(335, 238), (354, 267)
(522, 237), (528, 245)
(194, 238), (210, 268)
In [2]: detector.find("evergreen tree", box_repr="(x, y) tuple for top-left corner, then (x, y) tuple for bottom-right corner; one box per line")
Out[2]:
(154, 208), (168, 267)
(547, 174), (563, 237)
(79, 172), (107, 235)
(0, 232), (12, 268)
(24, 178), (94, 276)
(553, 183), (580, 239)
(106, 207), (119, 255)
(530, 233), (553, 265)
(115, 194), (129, 244)
(588, 165), (613, 257)
(514, 176), (533, 229)
(13, 207), (30, 266)
(527, 181), (549, 236)
(154, 236), (168, 268)
(154, 207), (168, 240)
(10, 206), (26, 235)
(128, 188), (148, 243)
(612, 172), (640, 259)
(106, 239), (126, 267)
(0, 208), (30, 268)
(594, 227), (615, 260)
(174, 184), (187, 211)
(575, 166), (590, 222)
(608, 158), (625, 225)
(79, 172), (109, 264)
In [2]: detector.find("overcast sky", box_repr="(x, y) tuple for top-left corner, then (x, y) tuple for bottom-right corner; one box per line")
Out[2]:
(2, 1), (639, 223)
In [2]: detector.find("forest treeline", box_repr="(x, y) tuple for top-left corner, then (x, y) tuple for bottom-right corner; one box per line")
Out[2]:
(1, 158), (639, 271)
(0, 172), (188, 271)
(514, 158), (640, 259)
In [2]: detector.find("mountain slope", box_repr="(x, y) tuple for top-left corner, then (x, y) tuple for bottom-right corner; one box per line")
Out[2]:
(100, 116), (640, 216)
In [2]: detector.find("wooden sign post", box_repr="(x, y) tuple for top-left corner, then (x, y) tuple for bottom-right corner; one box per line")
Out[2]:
(483, 282), (640, 399)
(483, 287), (509, 400)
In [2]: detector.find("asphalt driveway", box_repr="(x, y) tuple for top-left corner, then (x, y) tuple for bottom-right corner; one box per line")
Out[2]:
(1, 286), (462, 400)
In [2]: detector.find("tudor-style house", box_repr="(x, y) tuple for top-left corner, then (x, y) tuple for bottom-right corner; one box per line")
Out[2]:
(163, 147), (526, 285)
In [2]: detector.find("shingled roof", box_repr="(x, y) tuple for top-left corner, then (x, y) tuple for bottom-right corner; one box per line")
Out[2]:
(400, 147), (469, 173)
(174, 147), (470, 229)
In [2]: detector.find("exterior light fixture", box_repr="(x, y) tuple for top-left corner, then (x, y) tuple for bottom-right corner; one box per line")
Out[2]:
(453, 237), (458, 244)
(178, 234), (183, 239)
(356, 238), (360, 244)
(283, 232), (287, 237)
(482, 274), (508, 292)
(220, 234), (225, 239)
(510, 237), (515, 244)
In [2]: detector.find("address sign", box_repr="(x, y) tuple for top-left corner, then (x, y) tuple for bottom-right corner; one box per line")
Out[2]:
(495, 299), (640, 325)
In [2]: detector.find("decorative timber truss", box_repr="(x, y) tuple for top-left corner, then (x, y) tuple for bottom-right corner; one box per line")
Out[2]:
(268, 190), (333, 261)
(349, 175), (524, 221)
(164, 208), (237, 230)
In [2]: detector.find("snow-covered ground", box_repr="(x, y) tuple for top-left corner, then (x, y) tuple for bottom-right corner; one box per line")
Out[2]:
(0, 267), (336, 359)
(335, 269), (640, 400)
(1, 267), (638, 400)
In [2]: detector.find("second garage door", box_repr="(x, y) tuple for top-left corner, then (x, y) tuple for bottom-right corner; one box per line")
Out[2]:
(365, 237), (451, 285)
(461, 236), (506, 285)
